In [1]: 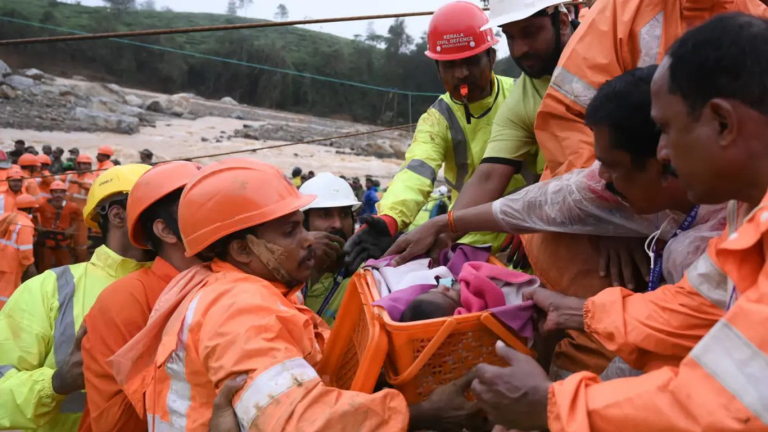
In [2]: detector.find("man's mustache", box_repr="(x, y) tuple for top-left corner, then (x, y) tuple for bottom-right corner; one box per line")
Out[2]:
(328, 228), (348, 241)
(605, 182), (627, 200)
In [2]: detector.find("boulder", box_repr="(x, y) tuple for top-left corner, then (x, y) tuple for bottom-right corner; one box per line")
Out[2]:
(169, 94), (191, 117)
(23, 68), (46, 80)
(365, 140), (395, 159)
(72, 75), (87, 81)
(102, 83), (127, 100)
(390, 140), (408, 159)
(124, 95), (143, 107)
(4, 75), (36, 90)
(0, 84), (17, 99)
(144, 98), (169, 114)
(220, 97), (238, 106)
(89, 97), (145, 119)
(0, 59), (11, 78)
(74, 107), (140, 135)
(230, 111), (245, 120)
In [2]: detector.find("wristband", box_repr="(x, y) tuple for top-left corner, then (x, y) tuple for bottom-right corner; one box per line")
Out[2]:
(447, 210), (458, 234)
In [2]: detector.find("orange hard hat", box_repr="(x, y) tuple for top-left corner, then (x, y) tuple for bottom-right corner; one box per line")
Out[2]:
(76, 154), (93, 164)
(97, 145), (114, 156)
(50, 180), (67, 191)
(7, 167), (24, 180)
(179, 158), (316, 257)
(18, 153), (40, 167)
(127, 161), (202, 249)
(15, 194), (38, 209)
(425, 1), (499, 61)
(37, 154), (51, 165)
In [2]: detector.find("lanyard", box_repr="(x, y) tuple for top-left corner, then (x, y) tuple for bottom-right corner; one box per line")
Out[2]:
(647, 205), (700, 291)
(453, 77), (501, 125)
(302, 268), (347, 317)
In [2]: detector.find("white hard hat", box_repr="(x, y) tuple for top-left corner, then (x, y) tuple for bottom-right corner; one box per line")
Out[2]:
(436, 186), (449, 196)
(481, 0), (565, 30)
(299, 172), (361, 211)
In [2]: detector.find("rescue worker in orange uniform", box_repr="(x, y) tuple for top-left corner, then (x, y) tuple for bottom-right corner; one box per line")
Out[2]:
(66, 155), (96, 262)
(36, 181), (82, 271)
(4, 167), (29, 215)
(95, 146), (115, 174)
(0, 193), (38, 309)
(36, 154), (55, 200)
(0, 150), (17, 214)
(79, 162), (202, 432)
(112, 159), (485, 432)
(18, 154), (42, 199)
(490, 0), (768, 377)
(469, 14), (768, 431)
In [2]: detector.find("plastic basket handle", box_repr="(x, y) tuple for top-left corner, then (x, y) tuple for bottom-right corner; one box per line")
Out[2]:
(385, 318), (458, 386)
(480, 312), (535, 357)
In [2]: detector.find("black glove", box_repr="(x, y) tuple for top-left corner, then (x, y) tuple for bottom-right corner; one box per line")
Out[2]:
(344, 216), (395, 272)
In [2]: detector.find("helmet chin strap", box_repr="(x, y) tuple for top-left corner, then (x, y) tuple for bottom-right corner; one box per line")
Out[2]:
(246, 234), (301, 287)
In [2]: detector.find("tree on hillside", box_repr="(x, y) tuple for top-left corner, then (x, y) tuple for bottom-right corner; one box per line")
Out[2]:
(102, 0), (136, 12)
(226, 0), (237, 15)
(365, 22), (386, 47)
(385, 18), (414, 55)
(139, 0), (156, 11)
(274, 4), (289, 21)
(160, 5), (172, 11)
(237, 0), (253, 15)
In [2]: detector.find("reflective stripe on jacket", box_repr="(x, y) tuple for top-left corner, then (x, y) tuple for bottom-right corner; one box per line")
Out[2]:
(0, 246), (148, 431)
(548, 194), (768, 431)
(379, 75), (524, 250)
(523, 0), (768, 374)
(134, 260), (408, 431)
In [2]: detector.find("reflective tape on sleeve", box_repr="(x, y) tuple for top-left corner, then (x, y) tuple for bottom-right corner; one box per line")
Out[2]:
(52, 266), (76, 371)
(401, 159), (437, 183)
(550, 66), (598, 109)
(692, 319), (768, 424)
(638, 12), (664, 67)
(235, 357), (320, 429)
(686, 253), (729, 310)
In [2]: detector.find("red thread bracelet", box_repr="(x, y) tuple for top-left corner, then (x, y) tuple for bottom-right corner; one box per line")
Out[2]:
(447, 210), (458, 234)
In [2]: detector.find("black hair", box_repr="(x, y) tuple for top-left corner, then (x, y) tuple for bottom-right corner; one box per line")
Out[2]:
(585, 65), (660, 168)
(96, 198), (128, 240)
(138, 189), (183, 252)
(15, 140), (25, 146)
(667, 13), (768, 118)
(292, 167), (302, 177)
(401, 296), (454, 322)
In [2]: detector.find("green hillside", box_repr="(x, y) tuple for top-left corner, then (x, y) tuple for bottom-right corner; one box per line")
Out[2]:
(0, 0), (520, 124)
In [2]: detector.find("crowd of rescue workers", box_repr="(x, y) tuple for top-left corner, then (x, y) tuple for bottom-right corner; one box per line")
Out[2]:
(0, 0), (767, 431)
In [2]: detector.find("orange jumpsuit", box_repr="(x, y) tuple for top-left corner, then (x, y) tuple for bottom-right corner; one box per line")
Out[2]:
(36, 170), (55, 199)
(65, 171), (95, 262)
(36, 198), (82, 271)
(80, 257), (179, 432)
(548, 193), (768, 431)
(524, 0), (768, 374)
(20, 169), (40, 199)
(96, 161), (115, 176)
(0, 211), (35, 309)
(113, 260), (408, 432)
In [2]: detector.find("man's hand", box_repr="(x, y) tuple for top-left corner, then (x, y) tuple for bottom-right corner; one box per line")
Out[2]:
(523, 288), (587, 334)
(52, 325), (87, 395)
(385, 216), (454, 267)
(598, 237), (650, 291)
(471, 342), (552, 431)
(409, 372), (489, 432)
(209, 374), (248, 432)
(343, 216), (395, 271)
(309, 232), (346, 275)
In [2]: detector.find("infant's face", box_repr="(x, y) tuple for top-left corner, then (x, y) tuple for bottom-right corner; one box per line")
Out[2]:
(417, 284), (462, 314)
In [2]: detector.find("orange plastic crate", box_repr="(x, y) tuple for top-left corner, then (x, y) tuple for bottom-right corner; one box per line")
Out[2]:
(319, 256), (535, 403)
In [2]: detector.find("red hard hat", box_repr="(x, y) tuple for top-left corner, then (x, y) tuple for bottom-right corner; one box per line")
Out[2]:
(37, 154), (51, 165)
(179, 158), (316, 257)
(16, 194), (38, 209)
(425, 1), (499, 61)
(76, 154), (93, 164)
(97, 145), (114, 156)
(127, 161), (202, 249)
(18, 153), (40, 167)
(7, 167), (24, 180)
(50, 180), (67, 191)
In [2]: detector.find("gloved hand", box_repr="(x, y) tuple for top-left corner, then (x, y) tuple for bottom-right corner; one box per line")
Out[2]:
(344, 215), (395, 272)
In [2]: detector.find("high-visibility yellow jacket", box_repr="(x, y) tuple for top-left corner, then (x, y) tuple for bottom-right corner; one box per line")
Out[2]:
(379, 75), (525, 250)
(407, 193), (449, 232)
(0, 246), (148, 432)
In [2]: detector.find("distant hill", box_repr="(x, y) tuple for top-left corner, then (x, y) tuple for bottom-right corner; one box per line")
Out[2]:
(0, 0), (521, 124)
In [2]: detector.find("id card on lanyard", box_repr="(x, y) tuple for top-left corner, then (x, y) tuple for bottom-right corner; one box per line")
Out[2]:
(647, 205), (700, 291)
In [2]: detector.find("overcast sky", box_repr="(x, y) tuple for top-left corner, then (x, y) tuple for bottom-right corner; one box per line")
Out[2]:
(76, 0), (511, 57)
